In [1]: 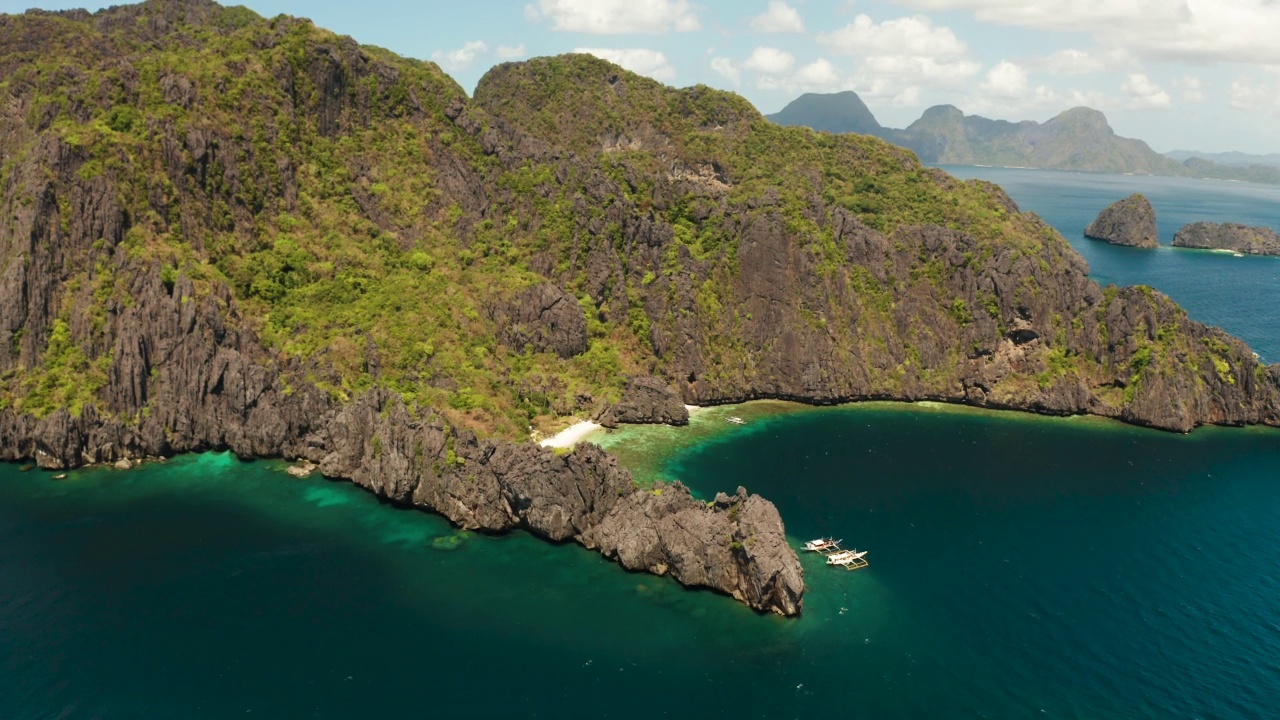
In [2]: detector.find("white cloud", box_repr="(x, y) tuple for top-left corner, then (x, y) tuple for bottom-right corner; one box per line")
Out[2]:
(1180, 76), (1204, 103)
(981, 61), (1028, 99)
(1122, 72), (1172, 109)
(1227, 80), (1265, 111)
(573, 47), (677, 81)
(1043, 49), (1107, 76)
(1226, 78), (1280, 112)
(820, 14), (968, 57)
(749, 1), (806, 34)
(757, 59), (846, 93)
(896, 0), (1280, 64)
(816, 14), (980, 102)
(743, 46), (796, 75)
(496, 43), (527, 60)
(526, 0), (700, 34)
(791, 59), (844, 91)
(710, 57), (741, 86)
(432, 41), (488, 72)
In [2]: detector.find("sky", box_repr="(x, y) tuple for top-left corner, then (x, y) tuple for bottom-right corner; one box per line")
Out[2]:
(9, 0), (1280, 154)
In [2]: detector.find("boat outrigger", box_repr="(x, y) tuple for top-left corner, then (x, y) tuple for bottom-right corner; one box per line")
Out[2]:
(726, 416), (746, 425)
(804, 538), (842, 553)
(826, 549), (869, 571)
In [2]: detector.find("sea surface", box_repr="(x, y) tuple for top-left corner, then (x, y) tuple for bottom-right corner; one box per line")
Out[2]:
(3, 169), (1280, 719)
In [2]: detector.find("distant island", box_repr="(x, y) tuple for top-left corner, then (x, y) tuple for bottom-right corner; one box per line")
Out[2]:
(767, 91), (1280, 185)
(1166, 150), (1280, 169)
(1173, 223), (1280, 256)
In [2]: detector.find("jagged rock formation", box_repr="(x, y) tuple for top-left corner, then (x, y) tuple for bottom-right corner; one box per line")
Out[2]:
(1172, 222), (1280, 256)
(597, 375), (689, 427)
(1085, 194), (1159, 248)
(2, 1), (1280, 615)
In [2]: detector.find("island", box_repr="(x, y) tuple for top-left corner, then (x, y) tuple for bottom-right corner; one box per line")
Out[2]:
(1084, 195), (1159, 248)
(1172, 222), (1280, 256)
(768, 91), (1280, 184)
(1, 0), (1278, 616)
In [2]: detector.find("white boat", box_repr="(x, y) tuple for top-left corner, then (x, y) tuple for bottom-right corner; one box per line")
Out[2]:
(827, 549), (869, 566)
(726, 416), (746, 425)
(804, 538), (841, 552)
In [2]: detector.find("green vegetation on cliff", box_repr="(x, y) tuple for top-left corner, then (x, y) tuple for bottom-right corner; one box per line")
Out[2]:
(1, 0), (1277, 442)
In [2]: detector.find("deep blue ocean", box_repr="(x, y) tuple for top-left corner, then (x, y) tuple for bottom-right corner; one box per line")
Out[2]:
(3, 169), (1279, 719)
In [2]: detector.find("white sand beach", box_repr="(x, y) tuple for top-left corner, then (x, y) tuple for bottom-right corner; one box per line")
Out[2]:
(538, 420), (603, 448)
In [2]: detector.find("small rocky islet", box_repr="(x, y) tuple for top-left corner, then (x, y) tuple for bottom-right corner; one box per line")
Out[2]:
(1084, 194), (1159, 248)
(1084, 194), (1280, 257)
(1, 0), (1279, 616)
(1172, 222), (1280, 256)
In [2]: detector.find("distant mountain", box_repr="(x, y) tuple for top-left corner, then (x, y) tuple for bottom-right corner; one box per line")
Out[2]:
(765, 91), (884, 136)
(768, 91), (1279, 184)
(896, 105), (1186, 175)
(1166, 150), (1280, 168)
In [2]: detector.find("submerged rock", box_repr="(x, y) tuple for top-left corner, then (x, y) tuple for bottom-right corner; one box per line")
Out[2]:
(1172, 222), (1280, 256)
(286, 460), (316, 478)
(1085, 194), (1159, 248)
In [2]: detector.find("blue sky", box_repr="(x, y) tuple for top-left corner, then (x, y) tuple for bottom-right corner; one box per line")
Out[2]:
(10, 0), (1280, 153)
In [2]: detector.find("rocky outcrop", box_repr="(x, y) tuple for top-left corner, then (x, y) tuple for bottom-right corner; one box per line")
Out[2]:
(304, 390), (802, 615)
(491, 283), (588, 358)
(584, 485), (802, 615)
(597, 375), (689, 427)
(1172, 222), (1280, 256)
(1085, 194), (1159, 248)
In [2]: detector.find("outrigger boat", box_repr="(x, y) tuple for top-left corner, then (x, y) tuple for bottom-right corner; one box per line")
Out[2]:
(726, 416), (746, 425)
(804, 538), (842, 553)
(826, 549), (869, 570)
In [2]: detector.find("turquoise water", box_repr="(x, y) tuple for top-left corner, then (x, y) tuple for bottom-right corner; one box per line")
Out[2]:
(4, 410), (1280, 718)
(941, 167), (1280, 361)
(3, 169), (1280, 718)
